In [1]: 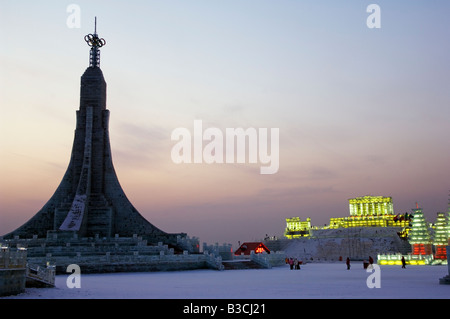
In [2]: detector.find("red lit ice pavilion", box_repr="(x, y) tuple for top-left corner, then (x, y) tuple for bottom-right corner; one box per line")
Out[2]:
(235, 242), (270, 256)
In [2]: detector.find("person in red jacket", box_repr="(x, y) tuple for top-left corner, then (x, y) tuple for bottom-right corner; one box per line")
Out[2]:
(288, 258), (294, 270)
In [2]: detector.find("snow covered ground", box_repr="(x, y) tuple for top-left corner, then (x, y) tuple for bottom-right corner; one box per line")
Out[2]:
(3, 263), (449, 299)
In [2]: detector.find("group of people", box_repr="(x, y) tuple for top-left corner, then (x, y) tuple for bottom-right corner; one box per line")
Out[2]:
(285, 257), (301, 270)
(285, 255), (408, 270)
(346, 255), (375, 270)
(346, 255), (407, 269)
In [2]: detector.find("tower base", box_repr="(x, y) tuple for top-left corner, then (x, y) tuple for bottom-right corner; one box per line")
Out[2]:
(440, 275), (450, 285)
(0, 233), (203, 274)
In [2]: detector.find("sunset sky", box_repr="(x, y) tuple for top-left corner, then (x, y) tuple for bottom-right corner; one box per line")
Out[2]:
(1, 1), (449, 247)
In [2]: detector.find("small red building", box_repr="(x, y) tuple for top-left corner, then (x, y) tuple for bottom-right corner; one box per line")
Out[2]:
(234, 242), (270, 256)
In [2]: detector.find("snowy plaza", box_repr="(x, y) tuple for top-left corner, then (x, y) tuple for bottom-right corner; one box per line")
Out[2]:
(3, 263), (449, 299)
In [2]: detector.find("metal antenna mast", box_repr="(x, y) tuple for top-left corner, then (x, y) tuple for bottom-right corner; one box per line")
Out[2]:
(84, 17), (106, 68)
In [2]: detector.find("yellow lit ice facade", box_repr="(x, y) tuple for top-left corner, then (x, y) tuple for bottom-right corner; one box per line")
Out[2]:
(377, 253), (436, 266)
(324, 195), (408, 229)
(284, 217), (311, 239)
(348, 196), (393, 216)
(327, 214), (410, 229)
(284, 196), (408, 239)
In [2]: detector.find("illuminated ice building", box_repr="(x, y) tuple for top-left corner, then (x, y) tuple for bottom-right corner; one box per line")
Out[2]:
(433, 212), (449, 260)
(284, 195), (410, 240)
(378, 203), (449, 266)
(330, 196), (410, 229)
(278, 195), (449, 265)
(408, 206), (432, 256)
(433, 196), (450, 261)
(284, 218), (312, 239)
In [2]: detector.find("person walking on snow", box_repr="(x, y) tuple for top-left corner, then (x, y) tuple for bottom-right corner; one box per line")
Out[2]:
(346, 257), (351, 270)
(294, 258), (300, 270)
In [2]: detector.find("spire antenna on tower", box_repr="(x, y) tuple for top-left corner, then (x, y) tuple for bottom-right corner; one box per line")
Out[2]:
(84, 17), (106, 68)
